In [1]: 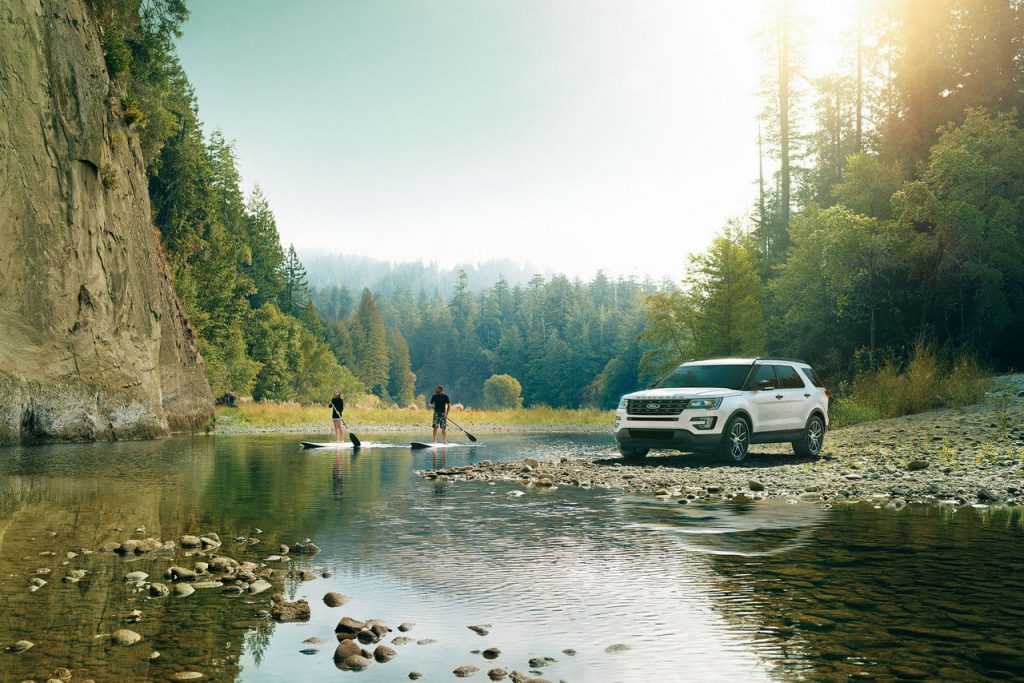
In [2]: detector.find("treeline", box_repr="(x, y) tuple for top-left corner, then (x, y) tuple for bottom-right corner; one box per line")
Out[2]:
(645, 0), (1024, 383)
(302, 253), (543, 301)
(90, 0), (363, 403)
(313, 273), (659, 409)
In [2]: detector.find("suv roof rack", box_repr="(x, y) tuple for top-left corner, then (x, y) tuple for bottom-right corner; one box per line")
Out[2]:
(753, 356), (809, 364)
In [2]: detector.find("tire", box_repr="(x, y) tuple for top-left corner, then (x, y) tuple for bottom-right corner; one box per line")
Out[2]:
(618, 444), (649, 461)
(718, 416), (750, 463)
(792, 414), (825, 458)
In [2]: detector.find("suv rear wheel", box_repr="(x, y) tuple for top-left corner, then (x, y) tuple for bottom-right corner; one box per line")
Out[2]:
(792, 414), (825, 458)
(718, 416), (750, 463)
(618, 445), (649, 461)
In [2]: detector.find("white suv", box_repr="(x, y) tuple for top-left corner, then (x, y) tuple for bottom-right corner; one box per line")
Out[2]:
(613, 358), (829, 463)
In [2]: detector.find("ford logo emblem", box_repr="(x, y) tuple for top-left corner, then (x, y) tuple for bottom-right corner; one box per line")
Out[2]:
(646, 403), (660, 409)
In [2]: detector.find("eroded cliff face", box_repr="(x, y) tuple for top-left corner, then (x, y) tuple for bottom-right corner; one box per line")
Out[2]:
(0, 0), (213, 444)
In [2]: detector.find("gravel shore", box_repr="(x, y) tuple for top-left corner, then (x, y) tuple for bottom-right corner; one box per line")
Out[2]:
(421, 375), (1024, 507)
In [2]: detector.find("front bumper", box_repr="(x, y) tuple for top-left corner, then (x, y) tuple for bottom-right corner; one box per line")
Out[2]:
(613, 410), (724, 453)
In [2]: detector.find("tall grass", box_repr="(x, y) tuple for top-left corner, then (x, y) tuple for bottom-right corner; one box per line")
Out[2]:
(830, 342), (992, 428)
(216, 402), (613, 430)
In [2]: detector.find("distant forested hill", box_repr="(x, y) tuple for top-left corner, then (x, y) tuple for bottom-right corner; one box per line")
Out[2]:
(300, 253), (545, 297)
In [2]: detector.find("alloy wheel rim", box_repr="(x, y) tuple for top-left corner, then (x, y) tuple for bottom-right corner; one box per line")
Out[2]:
(808, 419), (823, 453)
(730, 422), (748, 460)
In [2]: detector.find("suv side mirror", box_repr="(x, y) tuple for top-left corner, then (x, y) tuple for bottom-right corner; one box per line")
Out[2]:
(757, 379), (776, 391)
(646, 383), (656, 390)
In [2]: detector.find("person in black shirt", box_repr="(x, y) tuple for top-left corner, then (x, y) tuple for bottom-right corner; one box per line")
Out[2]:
(429, 385), (451, 444)
(329, 390), (345, 442)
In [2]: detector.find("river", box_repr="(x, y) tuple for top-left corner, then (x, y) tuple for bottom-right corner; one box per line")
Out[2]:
(0, 433), (1022, 682)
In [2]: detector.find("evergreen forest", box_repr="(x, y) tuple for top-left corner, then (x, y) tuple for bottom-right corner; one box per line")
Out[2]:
(92, 0), (1024, 412)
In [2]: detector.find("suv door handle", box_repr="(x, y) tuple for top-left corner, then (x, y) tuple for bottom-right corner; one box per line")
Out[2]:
(775, 394), (783, 400)
(804, 393), (811, 398)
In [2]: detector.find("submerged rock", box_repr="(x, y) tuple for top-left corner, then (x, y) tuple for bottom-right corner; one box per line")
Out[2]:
(374, 644), (397, 662)
(111, 629), (142, 646)
(454, 665), (480, 677)
(468, 624), (491, 636)
(270, 594), (310, 622)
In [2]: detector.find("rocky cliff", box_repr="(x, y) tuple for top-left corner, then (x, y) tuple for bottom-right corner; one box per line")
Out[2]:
(0, 0), (213, 444)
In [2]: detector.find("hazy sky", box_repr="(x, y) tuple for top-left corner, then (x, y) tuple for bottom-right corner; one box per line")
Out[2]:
(177, 0), (854, 281)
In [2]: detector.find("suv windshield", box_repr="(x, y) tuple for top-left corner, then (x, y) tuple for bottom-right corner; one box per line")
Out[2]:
(655, 364), (752, 390)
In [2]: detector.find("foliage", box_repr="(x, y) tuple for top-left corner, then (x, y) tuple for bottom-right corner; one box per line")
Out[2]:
(482, 374), (523, 410)
(839, 342), (991, 421)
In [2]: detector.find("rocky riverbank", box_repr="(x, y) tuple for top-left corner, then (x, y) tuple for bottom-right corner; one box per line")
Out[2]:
(421, 376), (1024, 508)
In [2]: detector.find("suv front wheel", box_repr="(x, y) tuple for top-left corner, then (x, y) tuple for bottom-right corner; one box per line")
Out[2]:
(718, 416), (750, 463)
(792, 414), (825, 458)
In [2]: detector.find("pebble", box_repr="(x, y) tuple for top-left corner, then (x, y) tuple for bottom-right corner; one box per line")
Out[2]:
(409, 673), (423, 680)
(468, 624), (491, 636)
(398, 622), (414, 632)
(454, 665), (480, 677)
(605, 643), (630, 654)
(6, 640), (34, 652)
(483, 646), (501, 659)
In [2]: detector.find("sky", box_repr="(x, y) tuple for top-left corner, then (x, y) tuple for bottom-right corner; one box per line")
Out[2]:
(177, 0), (857, 282)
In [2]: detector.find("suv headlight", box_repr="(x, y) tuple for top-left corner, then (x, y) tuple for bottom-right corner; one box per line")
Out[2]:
(617, 397), (627, 410)
(686, 397), (723, 410)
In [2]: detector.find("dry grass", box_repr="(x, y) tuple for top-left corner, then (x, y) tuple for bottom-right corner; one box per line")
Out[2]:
(832, 343), (992, 428)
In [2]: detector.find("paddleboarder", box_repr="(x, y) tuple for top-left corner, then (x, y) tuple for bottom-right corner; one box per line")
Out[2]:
(429, 385), (451, 444)
(329, 390), (345, 442)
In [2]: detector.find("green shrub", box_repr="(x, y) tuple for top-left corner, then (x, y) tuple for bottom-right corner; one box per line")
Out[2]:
(939, 353), (991, 407)
(829, 397), (884, 429)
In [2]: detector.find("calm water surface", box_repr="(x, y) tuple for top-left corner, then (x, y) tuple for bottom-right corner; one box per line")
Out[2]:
(0, 432), (1022, 682)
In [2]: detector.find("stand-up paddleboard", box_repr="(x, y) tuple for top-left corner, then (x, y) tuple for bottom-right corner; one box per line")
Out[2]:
(300, 441), (359, 449)
(410, 441), (480, 449)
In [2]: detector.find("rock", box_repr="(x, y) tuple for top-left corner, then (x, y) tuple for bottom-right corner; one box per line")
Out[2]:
(488, 669), (509, 681)
(562, 648), (576, 656)
(111, 629), (142, 646)
(392, 636), (414, 645)
(199, 536), (220, 549)
(270, 594), (310, 622)
(299, 648), (318, 655)
(123, 571), (148, 583)
(247, 579), (272, 595)
(179, 535), (202, 548)
(416, 639), (436, 645)
(336, 616), (366, 634)
(192, 581), (224, 590)
(524, 458), (540, 469)
(398, 622), (414, 632)
(409, 673), (423, 680)
(169, 673), (204, 681)
(50, 667), (73, 681)
(343, 655), (372, 671)
(605, 643), (630, 654)
(483, 647), (501, 659)
(208, 556), (238, 573)
(799, 492), (822, 502)
(468, 624), (491, 636)
(528, 657), (555, 667)
(172, 583), (195, 597)
(291, 541), (321, 555)
(357, 630), (378, 644)
(166, 566), (196, 581)
(905, 459), (929, 471)
(6, 640), (34, 652)
(748, 480), (766, 491)
(31, 577), (48, 588)
(315, 590), (346, 608)
(303, 637), (328, 645)
(978, 487), (1002, 501)
(298, 569), (317, 582)
(374, 644), (397, 662)
(149, 583), (170, 597)
(454, 665), (480, 677)
(334, 640), (362, 661)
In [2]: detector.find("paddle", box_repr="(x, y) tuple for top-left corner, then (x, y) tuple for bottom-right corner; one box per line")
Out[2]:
(333, 405), (361, 448)
(445, 416), (477, 442)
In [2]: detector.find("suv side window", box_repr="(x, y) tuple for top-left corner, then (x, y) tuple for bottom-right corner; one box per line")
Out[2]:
(774, 364), (806, 389)
(747, 364), (778, 390)
(801, 366), (825, 387)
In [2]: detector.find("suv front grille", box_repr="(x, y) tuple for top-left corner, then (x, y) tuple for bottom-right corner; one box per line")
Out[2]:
(626, 399), (688, 416)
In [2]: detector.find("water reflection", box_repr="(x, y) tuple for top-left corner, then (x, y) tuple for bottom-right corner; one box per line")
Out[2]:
(0, 433), (1021, 682)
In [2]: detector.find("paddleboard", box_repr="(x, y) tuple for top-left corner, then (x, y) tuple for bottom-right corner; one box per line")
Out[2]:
(410, 441), (479, 449)
(300, 441), (359, 449)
